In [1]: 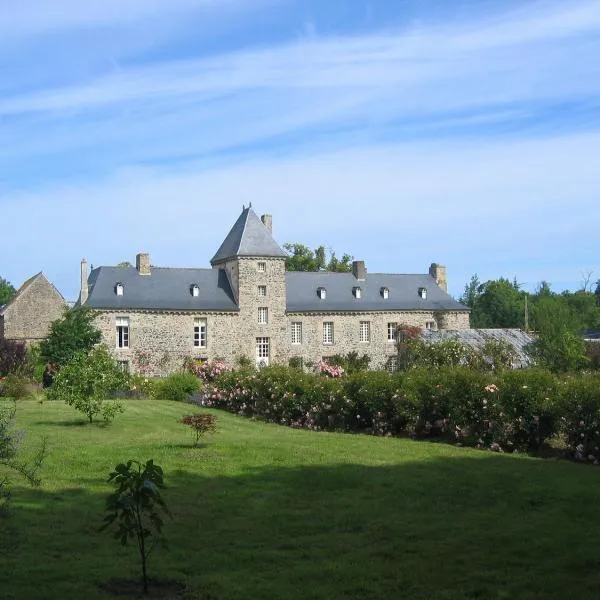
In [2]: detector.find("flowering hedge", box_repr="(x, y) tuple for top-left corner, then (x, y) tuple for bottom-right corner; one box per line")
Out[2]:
(197, 365), (600, 462)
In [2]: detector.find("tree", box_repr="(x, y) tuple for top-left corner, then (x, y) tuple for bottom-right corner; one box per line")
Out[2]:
(283, 243), (353, 272)
(0, 277), (16, 305)
(47, 345), (127, 423)
(39, 307), (101, 369)
(101, 459), (171, 595)
(528, 296), (589, 372)
(466, 277), (525, 329)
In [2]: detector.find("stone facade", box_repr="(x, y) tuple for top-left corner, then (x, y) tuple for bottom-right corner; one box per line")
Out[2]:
(0, 273), (66, 345)
(84, 207), (471, 374)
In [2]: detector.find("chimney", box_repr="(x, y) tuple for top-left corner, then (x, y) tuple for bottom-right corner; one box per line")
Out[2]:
(80, 258), (89, 304)
(352, 260), (366, 281)
(261, 214), (273, 233)
(136, 252), (151, 276)
(429, 263), (447, 292)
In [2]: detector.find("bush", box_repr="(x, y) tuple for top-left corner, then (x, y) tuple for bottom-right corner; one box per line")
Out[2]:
(0, 374), (31, 400)
(0, 339), (28, 377)
(129, 374), (156, 399)
(326, 351), (371, 374)
(153, 372), (201, 402)
(195, 364), (600, 461)
(557, 374), (600, 463)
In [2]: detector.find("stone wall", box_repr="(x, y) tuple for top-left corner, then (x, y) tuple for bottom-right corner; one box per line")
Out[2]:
(1, 274), (66, 344)
(94, 256), (470, 374)
(283, 310), (470, 370)
(94, 310), (240, 376)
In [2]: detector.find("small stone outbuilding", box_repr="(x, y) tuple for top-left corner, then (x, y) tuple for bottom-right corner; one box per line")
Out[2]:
(0, 273), (66, 345)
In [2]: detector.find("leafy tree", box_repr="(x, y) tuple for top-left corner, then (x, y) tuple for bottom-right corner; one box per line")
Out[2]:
(101, 459), (171, 595)
(39, 307), (101, 369)
(47, 345), (127, 423)
(284, 243), (353, 272)
(528, 295), (589, 372)
(471, 278), (525, 328)
(0, 277), (16, 305)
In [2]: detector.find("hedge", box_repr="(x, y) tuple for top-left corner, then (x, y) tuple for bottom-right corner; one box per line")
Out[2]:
(198, 363), (600, 462)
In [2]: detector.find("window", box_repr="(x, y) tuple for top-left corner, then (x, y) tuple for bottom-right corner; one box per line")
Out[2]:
(258, 307), (268, 324)
(381, 287), (390, 299)
(291, 322), (303, 344)
(386, 357), (399, 373)
(117, 360), (130, 374)
(387, 322), (397, 342)
(115, 283), (124, 296)
(425, 320), (436, 330)
(317, 287), (327, 300)
(116, 317), (129, 348)
(323, 322), (334, 345)
(256, 337), (270, 362)
(419, 287), (427, 299)
(258, 285), (267, 297)
(353, 287), (362, 299)
(360, 321), (371, 343)
(258, 262), (266, 272)
(194, 318), (207, 347)
(191, 284), (199, 297)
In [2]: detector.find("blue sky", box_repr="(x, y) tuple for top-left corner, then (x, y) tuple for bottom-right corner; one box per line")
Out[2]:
(1, 0), (599, 301)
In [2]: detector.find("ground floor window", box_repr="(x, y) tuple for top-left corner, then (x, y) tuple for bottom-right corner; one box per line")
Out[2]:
(256, 337), (270, 365)
(117, 360), (130, 374)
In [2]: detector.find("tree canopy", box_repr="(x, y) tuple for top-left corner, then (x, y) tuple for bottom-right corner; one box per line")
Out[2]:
(284, 243), (354, 272)
(39, 306), (102, 368)
(0, 277), (16, 305)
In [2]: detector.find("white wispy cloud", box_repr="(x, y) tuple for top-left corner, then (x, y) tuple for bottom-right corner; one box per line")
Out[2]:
(0, 0), (268, 38)
(2, 131), (598, 298)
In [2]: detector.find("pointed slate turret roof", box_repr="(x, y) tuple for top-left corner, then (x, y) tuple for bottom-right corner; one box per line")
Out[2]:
(210, 207), (288, 265)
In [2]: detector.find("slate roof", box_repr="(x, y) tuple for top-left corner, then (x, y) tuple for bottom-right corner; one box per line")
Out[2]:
(582, 328), (600, 341)
(286, 272), (468, 313)
(210, 206), (287, 264)
(420, 328), (535, 368)
(85, 267), (238, 311)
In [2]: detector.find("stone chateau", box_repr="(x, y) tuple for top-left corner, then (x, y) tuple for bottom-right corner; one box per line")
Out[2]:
(79, 206), (470, 374)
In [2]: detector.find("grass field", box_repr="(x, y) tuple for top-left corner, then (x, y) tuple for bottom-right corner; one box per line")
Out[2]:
(2, 398), (600, 599)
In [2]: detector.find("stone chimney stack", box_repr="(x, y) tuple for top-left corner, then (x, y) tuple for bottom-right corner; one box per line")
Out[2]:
(80, 258), (88, 305)
(429, 263), (448, 292)
(261, 214), (273, 233)
(136, 252), (151, 276)
(352, 260), (367, 281)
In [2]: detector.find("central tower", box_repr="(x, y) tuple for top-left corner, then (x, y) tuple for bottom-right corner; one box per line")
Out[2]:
(211, 207), (288, 365)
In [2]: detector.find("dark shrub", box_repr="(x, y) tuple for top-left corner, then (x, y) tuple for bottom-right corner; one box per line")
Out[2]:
(0, 339), (27, 376)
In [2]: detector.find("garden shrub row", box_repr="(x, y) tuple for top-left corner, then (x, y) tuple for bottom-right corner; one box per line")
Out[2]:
(199, 365), (600, 462)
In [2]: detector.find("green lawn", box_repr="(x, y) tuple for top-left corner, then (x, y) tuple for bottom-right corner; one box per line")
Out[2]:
(2, 399), (600, 600)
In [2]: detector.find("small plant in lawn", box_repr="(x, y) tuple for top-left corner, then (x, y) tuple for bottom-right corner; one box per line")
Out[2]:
(180, 413), (217, 446)
(100, 459), (171, 595)
(0, 400), (47, 511)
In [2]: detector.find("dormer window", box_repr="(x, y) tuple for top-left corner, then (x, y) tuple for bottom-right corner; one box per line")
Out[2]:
(190, 284), (200, 297)
(381, 287), (390, 299)
(317, 287), (327, 300)
(418, 287), (427, 300)
(115, 283), (124, 296)
(353, 287), (362, 299)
